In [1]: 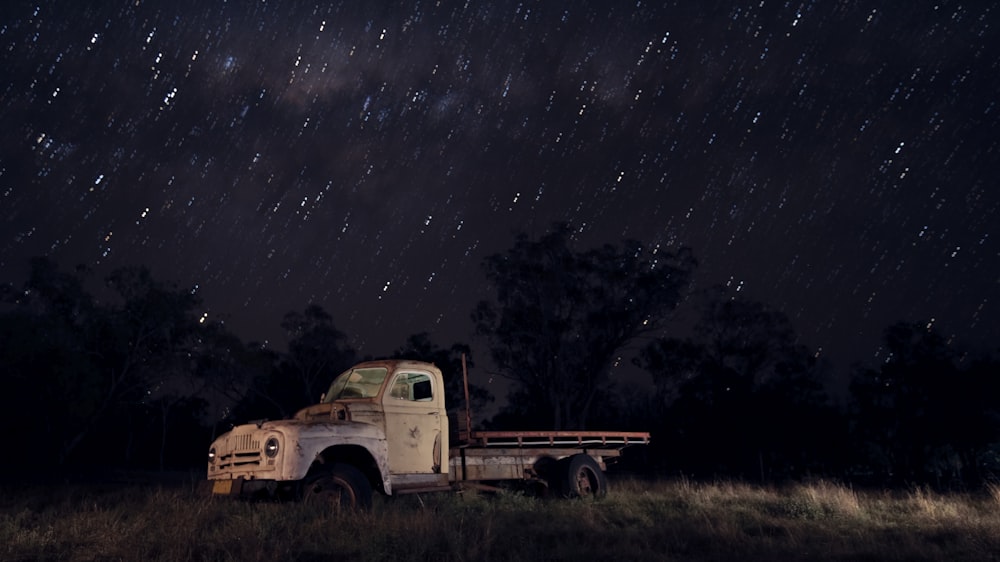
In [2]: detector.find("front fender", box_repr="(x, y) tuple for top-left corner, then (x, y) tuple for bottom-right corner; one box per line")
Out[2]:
(208, 419), (389, 491)
(282, 424), (391, 492)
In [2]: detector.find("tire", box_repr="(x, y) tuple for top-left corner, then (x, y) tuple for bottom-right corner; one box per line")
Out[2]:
(560, 454), (608, 498)
(302, 463), (373, 510)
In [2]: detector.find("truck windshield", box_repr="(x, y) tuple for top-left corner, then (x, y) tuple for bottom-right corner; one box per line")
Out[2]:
(323, 367), (388, 401)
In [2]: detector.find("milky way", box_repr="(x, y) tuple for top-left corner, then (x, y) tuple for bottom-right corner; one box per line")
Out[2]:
(2, 1), (997, 382)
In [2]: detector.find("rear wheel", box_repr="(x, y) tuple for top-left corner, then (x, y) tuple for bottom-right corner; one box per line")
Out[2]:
(560, 454), (608, 498)
(302, 463), (373, 510)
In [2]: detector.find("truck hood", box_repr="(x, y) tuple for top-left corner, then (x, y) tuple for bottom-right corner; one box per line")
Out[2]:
(214, 415), (385, 449)
(253, 418), (384, 441)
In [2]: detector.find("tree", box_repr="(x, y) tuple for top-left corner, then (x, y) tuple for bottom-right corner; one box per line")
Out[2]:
(264, 305), (356, 418)
(850, 322), (1000, 486)
(636, 291), (837, 480)
(89, 265), (206, 466)
(0, 258), (210, 469)
(195, 325), (281, 432)
(473, 223), (695, 429)
(0, 259), (98, 470)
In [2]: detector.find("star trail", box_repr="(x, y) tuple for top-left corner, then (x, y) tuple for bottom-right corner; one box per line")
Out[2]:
(2, 0), (997, 378)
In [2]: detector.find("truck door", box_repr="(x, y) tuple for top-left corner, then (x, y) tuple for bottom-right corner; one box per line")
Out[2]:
(382, 369), (448, 488)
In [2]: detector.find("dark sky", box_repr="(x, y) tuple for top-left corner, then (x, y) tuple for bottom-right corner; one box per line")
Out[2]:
(2, 1), (997, 381)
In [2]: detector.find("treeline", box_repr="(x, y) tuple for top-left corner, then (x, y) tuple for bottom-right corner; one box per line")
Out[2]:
(469, 225), (1000, 488)
(626, 299), (1000, 488)
(1, 224), (998, 489)
(0, 257), (487, 474)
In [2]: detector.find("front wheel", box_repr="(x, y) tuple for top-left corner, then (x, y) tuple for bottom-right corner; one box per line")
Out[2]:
(560, 454), (608, 498)
(302, 463), (373, 510)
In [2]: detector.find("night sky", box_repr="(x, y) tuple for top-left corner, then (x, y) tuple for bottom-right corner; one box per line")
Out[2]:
(2, 1), (997, 382)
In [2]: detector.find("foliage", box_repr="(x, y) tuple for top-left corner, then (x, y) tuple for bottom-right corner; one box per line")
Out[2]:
(0, 258), (210, 470)
(207, 305), (359, 424)
(849, 322), (1000, 486)
(189, 324), (280, 437)
(473, 223), (695, 429)
(636, 290), (843, 480)
(271, 305), (357, 417)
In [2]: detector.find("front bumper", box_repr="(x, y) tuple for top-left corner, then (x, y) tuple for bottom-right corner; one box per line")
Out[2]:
(209, 476), (244, 496)
(204, 475), (291, 499)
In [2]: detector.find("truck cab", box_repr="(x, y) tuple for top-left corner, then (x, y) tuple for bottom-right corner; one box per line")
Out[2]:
(207, 360), (449, 506)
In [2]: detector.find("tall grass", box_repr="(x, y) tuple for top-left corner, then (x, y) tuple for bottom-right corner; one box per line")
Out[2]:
(2, 476), (998, 561)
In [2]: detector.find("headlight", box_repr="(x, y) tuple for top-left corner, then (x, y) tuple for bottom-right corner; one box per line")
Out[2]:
(208, 447), (216, 463)
(265, 437), (279, 458)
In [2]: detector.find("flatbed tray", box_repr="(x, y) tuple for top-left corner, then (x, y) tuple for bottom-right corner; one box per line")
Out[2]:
(461, 430), (650, 449)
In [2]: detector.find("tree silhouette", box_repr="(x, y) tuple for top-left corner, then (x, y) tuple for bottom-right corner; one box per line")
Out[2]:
(266, 304), (356, 418)
(473, 223), (695, 429)
(196, 326), (282, 432)
(850, 322), (1000, 486)
(0, 259), (98, 469)
(0, 258), (209, 469)
(637, 292), (838, 480)
(100, 265), (206, 467)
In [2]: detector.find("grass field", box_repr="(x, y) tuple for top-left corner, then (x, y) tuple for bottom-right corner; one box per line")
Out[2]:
(1, 475), (998, 561)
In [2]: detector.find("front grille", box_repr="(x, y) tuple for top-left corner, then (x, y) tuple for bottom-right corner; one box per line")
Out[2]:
(234, 434), (259, 452)
(218, 433), (262, 469)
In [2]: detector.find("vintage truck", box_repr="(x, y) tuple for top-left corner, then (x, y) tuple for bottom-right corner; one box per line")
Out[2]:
(206, 358), (649, 508)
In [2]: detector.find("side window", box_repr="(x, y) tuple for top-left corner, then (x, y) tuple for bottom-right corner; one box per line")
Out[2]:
(412, 377), (432, 401)
(389, 372), (433, 402)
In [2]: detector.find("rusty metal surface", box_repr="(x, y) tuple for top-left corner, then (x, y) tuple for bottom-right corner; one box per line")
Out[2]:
(293, 402), (351, 422)
(466, 430), (650, 448)
(206, 416), (390, 487)
(448, 447), (617, 482)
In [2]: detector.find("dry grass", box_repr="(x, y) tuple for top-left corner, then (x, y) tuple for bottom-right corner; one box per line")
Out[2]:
(987, 482), (1000, 505)
(1, 476), (999, 561)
